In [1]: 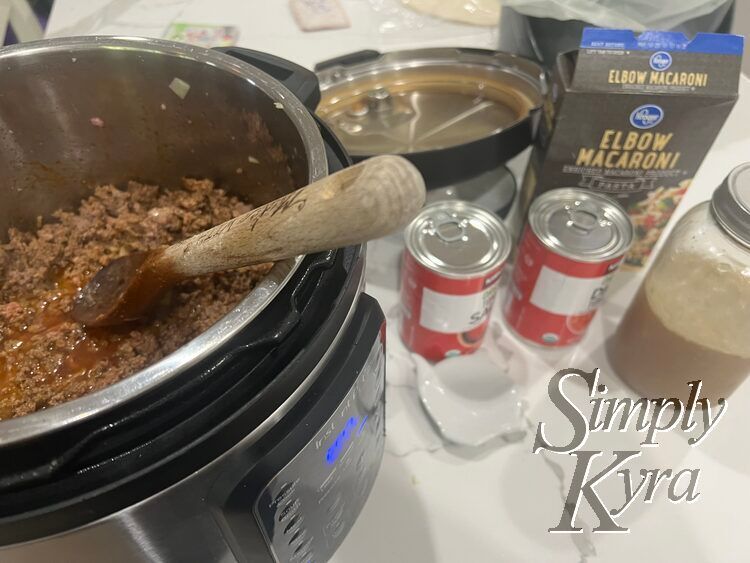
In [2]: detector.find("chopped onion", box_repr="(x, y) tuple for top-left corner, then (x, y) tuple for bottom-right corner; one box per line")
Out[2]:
(169, 77), (191, 99)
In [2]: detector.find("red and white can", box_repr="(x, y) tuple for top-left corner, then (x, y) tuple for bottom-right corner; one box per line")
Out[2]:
(400, 201), (511, 361)
(503, 188), (633, 347)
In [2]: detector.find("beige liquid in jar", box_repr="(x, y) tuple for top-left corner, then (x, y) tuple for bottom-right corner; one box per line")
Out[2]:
(608, 241), (750, 402)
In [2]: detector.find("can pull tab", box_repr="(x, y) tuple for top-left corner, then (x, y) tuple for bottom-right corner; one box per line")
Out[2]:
(433, 216), (469, 243)
(565, 204), (605, 234)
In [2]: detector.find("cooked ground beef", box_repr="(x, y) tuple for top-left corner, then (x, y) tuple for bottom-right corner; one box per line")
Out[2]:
(0, 179), (273, 420)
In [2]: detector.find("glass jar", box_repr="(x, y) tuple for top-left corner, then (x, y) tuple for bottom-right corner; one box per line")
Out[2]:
(608, 164), (750, 402)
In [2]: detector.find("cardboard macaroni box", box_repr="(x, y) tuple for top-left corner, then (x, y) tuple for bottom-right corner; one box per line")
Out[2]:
(520, 29), (744, 267)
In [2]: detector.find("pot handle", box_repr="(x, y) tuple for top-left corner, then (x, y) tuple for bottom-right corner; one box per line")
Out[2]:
(314, 49), (381, 72)
(214, 47), (321, 111)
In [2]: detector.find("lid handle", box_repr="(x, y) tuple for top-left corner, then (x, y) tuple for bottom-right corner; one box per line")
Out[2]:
(314, 50), (381, 72)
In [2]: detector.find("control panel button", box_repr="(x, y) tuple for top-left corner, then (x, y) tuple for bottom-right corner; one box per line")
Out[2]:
(274, 481), (297, 506)
(293, 551), (313, 563)
(328, 502), (344, 524)
(330, 519), (346, 539)
(277, 498), (301, 523)
(326, 493), (343, 514)
(293, 538), (313, 556)
(284, 514), (303, 535)
(288, 529), (307, 546)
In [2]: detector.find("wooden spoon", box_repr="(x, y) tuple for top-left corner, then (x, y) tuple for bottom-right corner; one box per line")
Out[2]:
(72, 155), (425, 327)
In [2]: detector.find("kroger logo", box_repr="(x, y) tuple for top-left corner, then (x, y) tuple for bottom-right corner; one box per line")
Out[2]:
(630, 104), (664, 129)
(649, 51), (672, 71)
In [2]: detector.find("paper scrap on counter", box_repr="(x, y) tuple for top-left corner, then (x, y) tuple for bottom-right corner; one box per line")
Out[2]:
(289, 0), (350, 31)
(384, 385), (444, 457)
(164, 23), (239, 47)
(401, 0), (501, 27)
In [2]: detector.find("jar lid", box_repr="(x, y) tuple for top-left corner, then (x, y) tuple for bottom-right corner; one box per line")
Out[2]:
(528, 188), (634, 262)
(405, 201), (511, 278)
(712, 163), (750, 248)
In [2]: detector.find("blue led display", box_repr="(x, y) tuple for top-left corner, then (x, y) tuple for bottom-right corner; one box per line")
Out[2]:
(325, 416), (366, 465)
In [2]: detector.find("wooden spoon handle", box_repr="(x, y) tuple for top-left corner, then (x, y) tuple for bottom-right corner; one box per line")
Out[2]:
(161, 155), (426, 277)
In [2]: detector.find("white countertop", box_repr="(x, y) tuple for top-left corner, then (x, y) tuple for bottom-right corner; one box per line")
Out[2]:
(44, 3), (750, 561)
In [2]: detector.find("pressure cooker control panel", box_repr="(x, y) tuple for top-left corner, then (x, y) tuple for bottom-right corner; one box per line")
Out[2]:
(254, 327), (386, 563)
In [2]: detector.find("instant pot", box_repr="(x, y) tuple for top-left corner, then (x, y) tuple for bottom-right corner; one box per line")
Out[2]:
(0, 37), (385, 562)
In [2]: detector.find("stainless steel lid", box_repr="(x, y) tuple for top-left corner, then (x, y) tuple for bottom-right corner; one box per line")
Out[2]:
(712, 163), (750, 248)
(424, 164), (517, 215)
(529, 188), (634, 262)
(316, 48), (545, 156)
(405, 201), (511, 278)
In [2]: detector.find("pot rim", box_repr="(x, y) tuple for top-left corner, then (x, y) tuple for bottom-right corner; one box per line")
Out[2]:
(0, 36), (329, 446)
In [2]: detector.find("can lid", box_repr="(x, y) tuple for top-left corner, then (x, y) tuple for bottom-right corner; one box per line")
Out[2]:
(405, 201), (511, 278)
(711, 163), (750, 248)
(529, 188), (633, 262)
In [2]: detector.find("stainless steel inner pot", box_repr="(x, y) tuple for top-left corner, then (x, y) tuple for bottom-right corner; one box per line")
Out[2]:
(0, 36), (328, 444)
